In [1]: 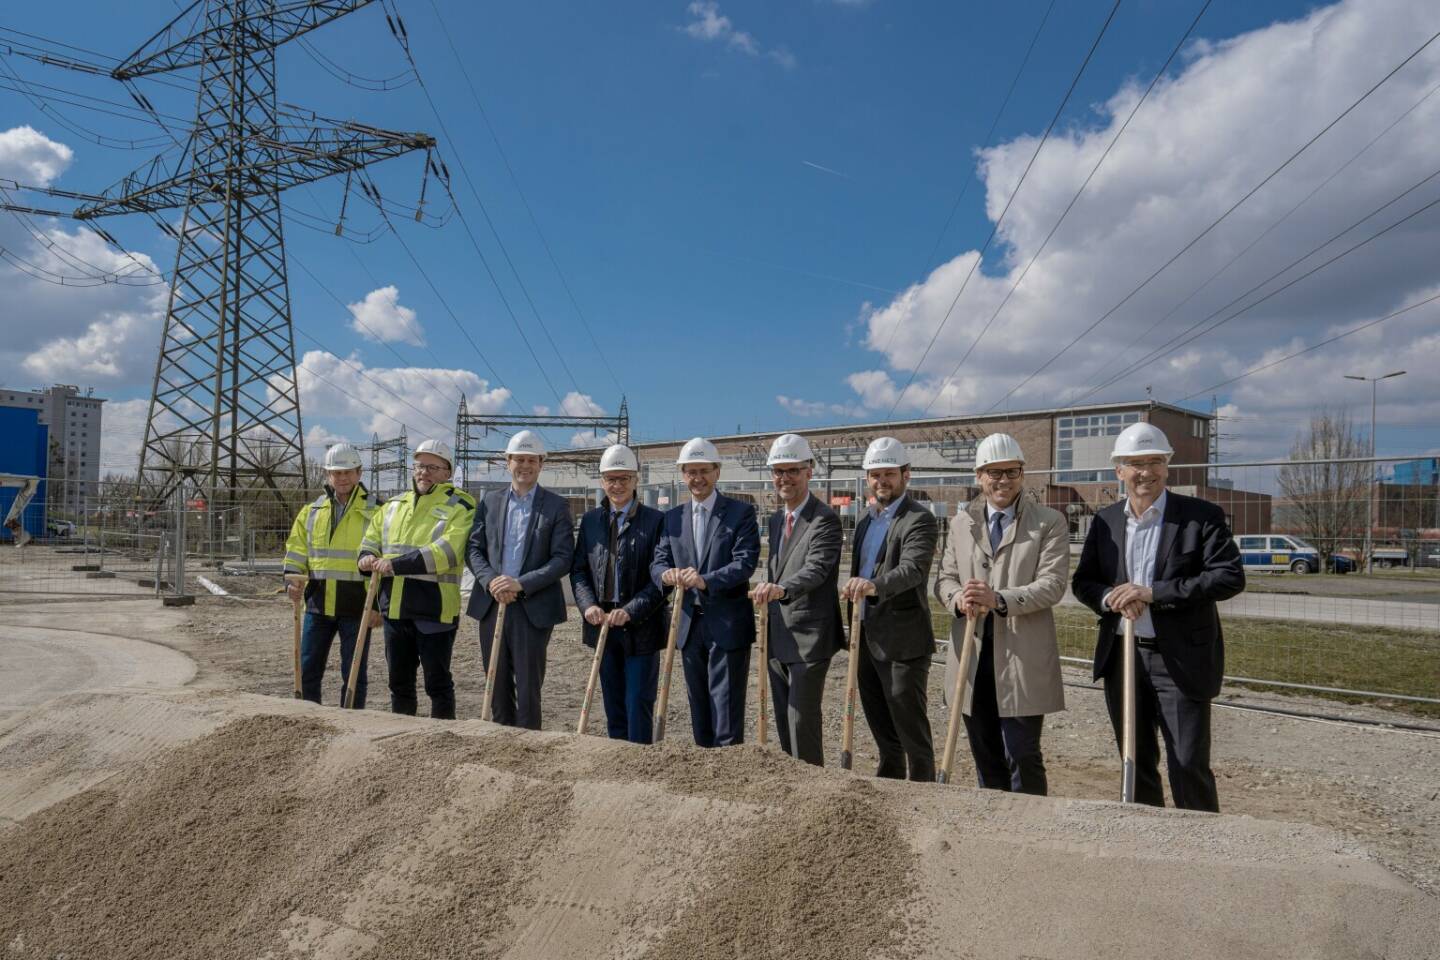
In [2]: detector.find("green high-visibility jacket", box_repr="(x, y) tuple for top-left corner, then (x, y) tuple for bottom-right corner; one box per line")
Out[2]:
(358, 481), (476, 625)
(283, 484), (377, 618)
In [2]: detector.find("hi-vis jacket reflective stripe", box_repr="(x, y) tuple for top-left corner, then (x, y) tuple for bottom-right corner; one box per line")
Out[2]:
(358, 481), (476, 624)
(283, 484), (377, 618)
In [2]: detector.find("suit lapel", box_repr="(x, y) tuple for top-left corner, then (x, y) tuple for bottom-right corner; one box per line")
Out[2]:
(1153, 492), (1180, 580)
(700, 495), (723, 570)
(1111, 500), (1129, 585)
(767, 511), (782, 580)
(519, 487), (544, 570)
(488, 489), (505, 562)
(968, 498), (991, 559)
(680, 501), (697, 569)
(776, 496), (811, 573)
(852, 513), (871, 576)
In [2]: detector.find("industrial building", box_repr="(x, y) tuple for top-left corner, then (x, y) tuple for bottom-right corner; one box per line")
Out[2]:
(0, 406), (49, 541)
(0, 384), (105, 513)
(627, 400), (1270, 537)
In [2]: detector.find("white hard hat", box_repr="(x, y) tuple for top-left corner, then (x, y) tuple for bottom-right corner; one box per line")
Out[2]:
(413, 438), (453, 468)
(323, 442), (363, 471)
(599, 443), (638, 473)
(862, 436), (909, 470)
(676, 436), (721, 466)
(766, 433), (814, 466)
(974, 433), (1025, 471)
(505, 430), (546, 458)
(1111, 422), (1174, 461)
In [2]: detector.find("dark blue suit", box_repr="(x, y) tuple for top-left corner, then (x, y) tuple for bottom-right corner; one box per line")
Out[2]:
(651, 493), (759, 747)
(571, 499), (668, 743)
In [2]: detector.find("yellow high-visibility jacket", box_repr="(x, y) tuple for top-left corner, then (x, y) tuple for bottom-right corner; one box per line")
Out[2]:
(283, 485), (377, 618)
(358, 481), (476, 624)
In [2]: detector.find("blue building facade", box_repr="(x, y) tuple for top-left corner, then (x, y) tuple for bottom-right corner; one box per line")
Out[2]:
(0, 407), (49, 541)
(1392, 458), (1439, 486)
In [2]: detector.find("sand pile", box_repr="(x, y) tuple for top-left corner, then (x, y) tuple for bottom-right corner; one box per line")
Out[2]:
(0, 690), (1436, 960)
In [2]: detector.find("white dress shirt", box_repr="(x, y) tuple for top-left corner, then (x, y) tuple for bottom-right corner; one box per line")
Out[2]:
(1106, 490), (1167, 639)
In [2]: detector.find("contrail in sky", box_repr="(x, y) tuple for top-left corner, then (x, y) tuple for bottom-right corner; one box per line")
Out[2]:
(801, 160), (853, 180)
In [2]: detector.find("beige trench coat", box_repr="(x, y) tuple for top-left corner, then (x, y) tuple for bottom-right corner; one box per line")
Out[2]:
(934, 494), (1069, 717)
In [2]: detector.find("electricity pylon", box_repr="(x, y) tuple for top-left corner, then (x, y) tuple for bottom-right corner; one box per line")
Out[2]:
(2, 1), (434, 502)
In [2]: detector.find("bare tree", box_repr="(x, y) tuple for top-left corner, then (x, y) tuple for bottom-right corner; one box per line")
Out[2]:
(1276, 407), (1369, 566)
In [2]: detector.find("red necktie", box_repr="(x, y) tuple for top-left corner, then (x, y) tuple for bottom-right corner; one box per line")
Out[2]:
(785, 512), (795, 540)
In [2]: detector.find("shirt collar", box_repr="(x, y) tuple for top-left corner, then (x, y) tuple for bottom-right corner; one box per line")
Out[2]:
(694, 490), (719, 513)
(607, 497), (635, 519)
(1125, 489), (1167, 523)
(985, 500), (1017, 523)
(786, 493), (811, 520)
(869, 494), (905, 522)
(508, 485), (537, 507)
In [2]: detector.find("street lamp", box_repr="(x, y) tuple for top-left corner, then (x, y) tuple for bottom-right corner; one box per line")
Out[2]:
(1344, 370), (1406, 574)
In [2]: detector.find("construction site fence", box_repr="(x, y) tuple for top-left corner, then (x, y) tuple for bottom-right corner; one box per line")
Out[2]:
(2, 463), (1436, 708)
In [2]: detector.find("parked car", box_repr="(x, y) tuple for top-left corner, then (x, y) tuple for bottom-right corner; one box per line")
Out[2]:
(46, 519), (77, 538)
(1236, 534), (1328, 574)
(1370, 548), (1411, 569)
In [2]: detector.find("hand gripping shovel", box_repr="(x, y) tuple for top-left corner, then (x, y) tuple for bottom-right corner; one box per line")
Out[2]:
(286, 575), (305, 699)
(755, 600), (770, 746)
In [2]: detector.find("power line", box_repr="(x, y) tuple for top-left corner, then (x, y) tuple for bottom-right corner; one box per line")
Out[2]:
(1073, 163), (1440, 403)
(921, 0), (1213, 416)
(423, 0), (624, 398)
(985, 24), (1440, 414)
(382, 2), (585, 409)
(1176, 290), (1440, 402)
(1070, 75), (1440, 403)
(887, 0), (1123, 416)
(878, 0), (1056, 360)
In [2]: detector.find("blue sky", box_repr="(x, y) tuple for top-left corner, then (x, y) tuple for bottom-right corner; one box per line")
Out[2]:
(2, 0), (1438, 473)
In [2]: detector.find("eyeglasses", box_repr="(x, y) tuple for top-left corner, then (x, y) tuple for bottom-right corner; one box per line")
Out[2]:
(770, 466), (806, 479)
(412, 463), (449, 474)
(1120, 458), (1167, 471)
(980, 467), (1023, 480)
(600, 474), (635, 485)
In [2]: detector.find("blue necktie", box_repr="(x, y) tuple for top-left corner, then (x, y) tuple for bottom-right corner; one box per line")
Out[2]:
(989, 511), (1005, 553)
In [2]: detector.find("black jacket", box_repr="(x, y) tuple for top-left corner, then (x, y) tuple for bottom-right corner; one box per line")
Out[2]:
(570, 499), (669, 656)
(849, 495), (939, 662)
(1072, 491), (1245, 700)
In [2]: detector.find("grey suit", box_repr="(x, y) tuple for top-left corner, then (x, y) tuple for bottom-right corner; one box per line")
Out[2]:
(850, 494), (939, 781)
(465, 485), (574, 729)
(762, 494), (843, 765)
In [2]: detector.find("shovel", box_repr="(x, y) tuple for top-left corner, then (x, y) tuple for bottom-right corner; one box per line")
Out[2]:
(936, 613), (979, 785)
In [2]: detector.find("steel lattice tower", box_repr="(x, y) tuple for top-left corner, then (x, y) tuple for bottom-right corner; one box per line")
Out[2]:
(2, 1), (434, 502)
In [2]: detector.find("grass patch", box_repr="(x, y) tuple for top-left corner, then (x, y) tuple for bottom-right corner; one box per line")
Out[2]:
(930, 600), (1440, 719)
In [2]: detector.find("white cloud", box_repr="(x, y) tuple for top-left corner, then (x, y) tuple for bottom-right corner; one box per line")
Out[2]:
(825, 0), (1440, 454)
(97, 398), (150, 476)
(776, 394), (865, 418)
(0, 125), (73, 186)
(291, 350), (510, 445)
(558, 391), (606, 417)
(346, 285), (424, 346)
(680, 1), (795, 68)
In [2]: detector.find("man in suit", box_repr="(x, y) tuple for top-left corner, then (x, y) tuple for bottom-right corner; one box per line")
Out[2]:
(1072, 422), (1245, 811)
(934, 433), (1068, 795)
(651, 437), (760, 748)
(571, 444), (668, 744)
(841, 437), (940, 781)
(748, 434), (843, 765)
(466, 429), (575, 729)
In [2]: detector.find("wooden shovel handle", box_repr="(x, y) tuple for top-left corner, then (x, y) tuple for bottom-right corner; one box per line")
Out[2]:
(937, 614), (978, 784)
(481, 600), (508, 722)
(1121, 616), (1137, 803)
(653, 592), (685, 743)
(577, 619), (611, 735)
(840, 599), (863, 771)
(343, 570), (381, 710)
(756, 601), (769, 746)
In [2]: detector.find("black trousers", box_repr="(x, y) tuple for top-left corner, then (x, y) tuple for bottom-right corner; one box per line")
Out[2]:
(1102, 643), (1218, 812)
(478, 606), (553, 730)
(856, 639), (934, 782)
(768, 656), (831, 766)
(963, 618), (1046, 794)
(383, 618), (456, 719)
(680, 617), (750, 748)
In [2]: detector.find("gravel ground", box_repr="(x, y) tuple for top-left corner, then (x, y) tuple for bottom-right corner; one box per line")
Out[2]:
(178, 584), (1440, 896)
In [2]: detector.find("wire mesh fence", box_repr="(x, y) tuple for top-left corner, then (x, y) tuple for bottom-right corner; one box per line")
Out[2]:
(2, 462), (1435, 708)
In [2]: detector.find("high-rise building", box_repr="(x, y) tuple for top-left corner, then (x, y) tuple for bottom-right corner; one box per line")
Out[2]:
(0, 384), (105, 512)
